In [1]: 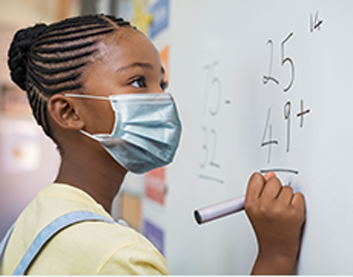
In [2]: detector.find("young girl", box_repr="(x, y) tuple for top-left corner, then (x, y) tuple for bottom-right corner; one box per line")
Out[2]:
(0, 14), (305, 275)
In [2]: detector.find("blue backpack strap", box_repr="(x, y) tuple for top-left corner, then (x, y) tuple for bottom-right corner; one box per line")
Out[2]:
(0, 222), (16, 266)
(12, 210), (115, 275)
(116, 218), (129, 227)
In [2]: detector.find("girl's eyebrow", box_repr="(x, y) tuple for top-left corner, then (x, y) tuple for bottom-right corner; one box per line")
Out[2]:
(115, 62), (153, 73)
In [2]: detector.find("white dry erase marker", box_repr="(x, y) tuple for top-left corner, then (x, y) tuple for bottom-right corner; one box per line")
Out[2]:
(194, 195), (246, 225)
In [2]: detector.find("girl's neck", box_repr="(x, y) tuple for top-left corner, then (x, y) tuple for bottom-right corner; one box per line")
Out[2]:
(54, 151), (127, 213)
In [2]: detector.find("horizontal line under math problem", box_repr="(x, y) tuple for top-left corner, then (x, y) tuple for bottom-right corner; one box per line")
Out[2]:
(260, 168), (299, 175)
(199, 174), (224, 184)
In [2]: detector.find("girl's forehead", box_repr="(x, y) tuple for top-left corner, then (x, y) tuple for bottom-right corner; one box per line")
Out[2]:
(96, 29), (160, 65)
(81, 29), (162, 83)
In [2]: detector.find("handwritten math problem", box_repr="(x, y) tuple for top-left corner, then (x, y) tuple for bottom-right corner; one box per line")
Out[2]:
(199, 61), (226, 184)
(260, 32), (309, 174)
(260, 9), (320, 174)
(198, 12), (321, 183)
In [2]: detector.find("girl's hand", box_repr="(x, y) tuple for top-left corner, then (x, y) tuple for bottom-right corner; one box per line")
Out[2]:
(244, 172), (306, 275)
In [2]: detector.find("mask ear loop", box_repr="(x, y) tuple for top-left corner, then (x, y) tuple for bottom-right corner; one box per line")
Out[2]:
(64, 93), (120, 139)
(64, 93), (110, 101)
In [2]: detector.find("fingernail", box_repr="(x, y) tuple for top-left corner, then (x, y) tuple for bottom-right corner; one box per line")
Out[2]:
(264, 171), (276, 181)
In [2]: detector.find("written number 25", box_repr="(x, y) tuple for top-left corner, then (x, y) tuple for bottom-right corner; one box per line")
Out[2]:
(263, 32), (295, 92)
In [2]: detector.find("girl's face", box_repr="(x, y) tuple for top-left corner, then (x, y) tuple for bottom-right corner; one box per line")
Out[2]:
(73, 29), (166, 135)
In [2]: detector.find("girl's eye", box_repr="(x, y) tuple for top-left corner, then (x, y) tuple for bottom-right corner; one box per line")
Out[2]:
(130, 77), (146, 88)
(160, 81), (168, 91)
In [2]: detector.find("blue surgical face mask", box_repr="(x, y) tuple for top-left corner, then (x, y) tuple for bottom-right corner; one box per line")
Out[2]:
(65, 92), (182, 174)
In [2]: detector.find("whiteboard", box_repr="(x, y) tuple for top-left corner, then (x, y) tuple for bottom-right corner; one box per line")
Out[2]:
(164, 0), (353, 274)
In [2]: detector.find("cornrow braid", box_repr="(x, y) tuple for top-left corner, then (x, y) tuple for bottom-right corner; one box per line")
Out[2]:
(7, 14), (135, 146)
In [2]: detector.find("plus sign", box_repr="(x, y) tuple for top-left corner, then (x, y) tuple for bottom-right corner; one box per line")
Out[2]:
(297, 99), (311, 128)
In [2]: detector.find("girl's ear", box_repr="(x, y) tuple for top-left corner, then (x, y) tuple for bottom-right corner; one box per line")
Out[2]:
(47, 94), (85, 130)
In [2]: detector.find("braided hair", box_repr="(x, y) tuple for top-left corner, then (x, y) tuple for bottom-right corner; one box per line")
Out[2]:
(7, 14), (134, 146)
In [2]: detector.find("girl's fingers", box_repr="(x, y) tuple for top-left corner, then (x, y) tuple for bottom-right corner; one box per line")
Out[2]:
(291, 192), (306, 214)
(246, 173), (266, 202)
(261, 176), (282, 200)
(277, 185), (294, 204)
(264, 171), (276, 181)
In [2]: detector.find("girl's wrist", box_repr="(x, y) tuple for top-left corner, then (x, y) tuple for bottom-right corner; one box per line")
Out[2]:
(251, 251), (298, 275)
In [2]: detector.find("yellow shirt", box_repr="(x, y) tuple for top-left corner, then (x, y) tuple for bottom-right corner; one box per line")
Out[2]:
(0, 183), (168, 275)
